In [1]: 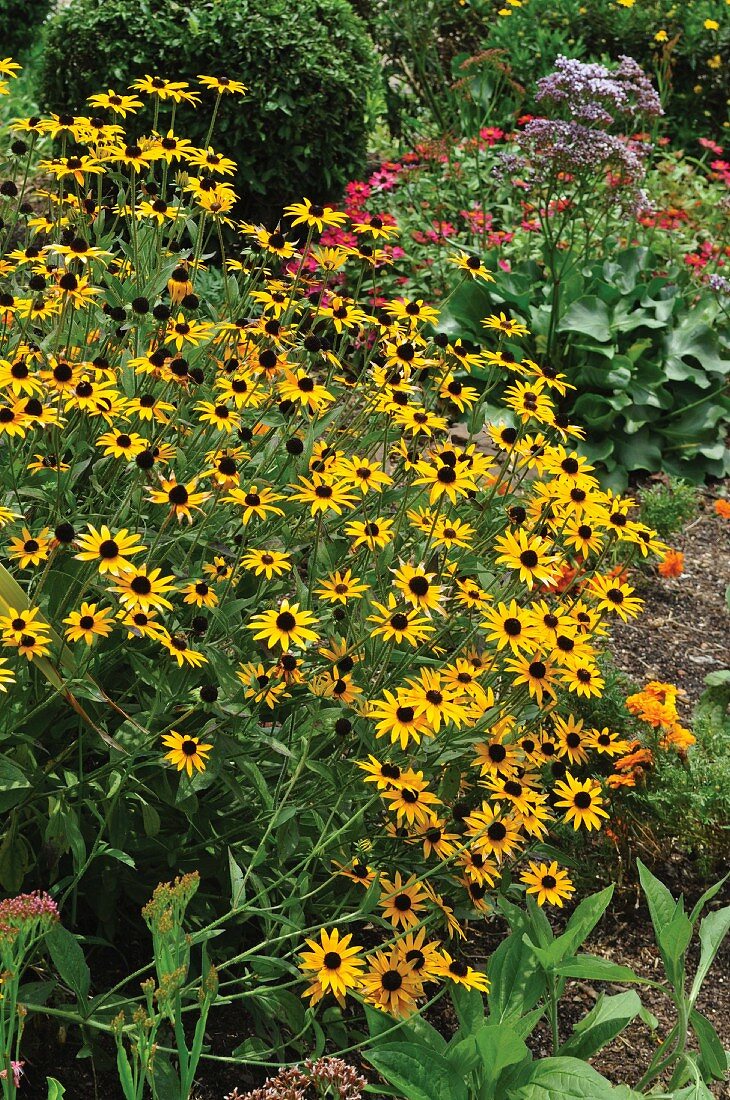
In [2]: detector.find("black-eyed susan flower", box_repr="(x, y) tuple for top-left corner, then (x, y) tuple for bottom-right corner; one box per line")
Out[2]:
(367, 689), (433, 749)
(382, 768), (441, 826)
(520, 860), (575, 906)
(0, 605), (51, 644)
(402, 669), (469, 731)
(465, 802), (523, 863)
(356, 755), (402, 790)
(494, 529), (558, 589)
(87, 88), (143, 116)
(241, 548), (291, 579)
(225, 485), (285, 525)
(0, 657), (16, 692)
(449, 250), (494, 281)
(378, 871), (428, 930)
(413, 458), (477, 505)
(159, 632), (208, 668)
(161, 730), (212, 776)
(367, 595), (435, 647)
(63, 602), (114, 645)
(288, 474), (357, 516)
(345, 517), (395, 551)
(198, 74), (247, 95)
(247, 600), (319, 652)
(284, 198), (348, 233)
(6, 527), (52, 568)
(148, 476), (210, 524)
(435, 952), (490, 992)
(484, 596), (541, 653)
(299, 927), (364, 1007)
(589, 575), (643, 621)
(553, 714), (590, 765)
(13, 631), (52, 660)
(109, 565), (178, 612)
(361, 948), (420, 1018)
(236, 661), (290, 709)
(505, 652), (558, 702)
(560, 660), (605, 698)
(75, 524), (145, 576)
(553, 772), (609, 831)
(392, 563), (443, 615)
(587, 727), (631, 756)
(315, 569), (369, 604)
(181, 580), (219, 609)
(96, 429), (148, 460)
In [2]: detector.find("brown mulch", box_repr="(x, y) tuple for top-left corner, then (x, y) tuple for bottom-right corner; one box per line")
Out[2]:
(610, 489), (730, 710)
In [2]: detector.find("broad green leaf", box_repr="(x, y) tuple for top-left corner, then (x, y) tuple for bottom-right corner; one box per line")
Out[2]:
(558, 991), (641, 1060)
(555, 955), (655, 985)
(558, 296), (612, 343)
(364, 1043), (468, 1100)
(553, 886), (614, 961)
(509, 1056), (619, 1099)
(474, 1022), (528, 1087)
(690, 906), (730, 1002)
(487, 932), (545, 1022)
(658, 908), (693, 986)
(637, 860), (677, 944)
(689, 1009), (728, 1081)
(46, 1080), (66, 1100)
(0, 754), (31, 812)
(449, 982), (484, 1035)
(46, 924), (91, 1007)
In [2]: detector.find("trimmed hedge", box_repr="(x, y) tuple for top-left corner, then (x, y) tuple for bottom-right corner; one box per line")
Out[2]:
(38, 0), (376, 220)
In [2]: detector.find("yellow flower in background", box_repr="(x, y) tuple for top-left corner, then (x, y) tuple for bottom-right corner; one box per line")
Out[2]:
(654, 29), (669, 42)
(704, 19), (719, 30)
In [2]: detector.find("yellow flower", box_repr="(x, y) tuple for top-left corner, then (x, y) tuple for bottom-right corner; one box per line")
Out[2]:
(161, 731), (212, 776)
(704, 19), (719, 30)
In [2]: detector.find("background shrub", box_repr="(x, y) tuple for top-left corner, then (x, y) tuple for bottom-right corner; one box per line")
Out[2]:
(0, 0), (50, 60)
(38, 0), (376, 220)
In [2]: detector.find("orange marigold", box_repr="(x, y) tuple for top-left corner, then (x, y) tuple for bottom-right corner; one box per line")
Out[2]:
(714, 499), (730, 519)
(658, 549), (684, 578)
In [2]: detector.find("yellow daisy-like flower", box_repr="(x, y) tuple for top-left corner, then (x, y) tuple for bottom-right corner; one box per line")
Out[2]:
(299, 927), (364, 1007)
(247, 600), (319, 652)
(148, 476), (211, 524)
(159, 633), (208, 668)
(161, 731), (212, 776)
(435, 951), (490, 991)
(553, 772), (610, 831)
(87, 88), (143, 116)
(198, 74), (248, 95)
(315, 569), (369, 603)
(6, 527), (52, 568)
(240, 548), (291, 579)
(63, 602), (114, 645)
(75, 525), (146, 576)
(521, 860), (575, 906)
(284, 198), (348, 232)
(0, 656), (16, 692)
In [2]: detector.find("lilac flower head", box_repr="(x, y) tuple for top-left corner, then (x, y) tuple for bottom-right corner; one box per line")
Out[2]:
(0, 891), (59, 931)
(225, 1056), (366, 1100)
(536, 55), (662, 126)
(708, 273), (730, 296)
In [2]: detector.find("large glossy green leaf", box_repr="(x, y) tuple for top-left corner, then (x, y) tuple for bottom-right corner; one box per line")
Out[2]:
(553, 886), (614, 960)
(558, 296), (612, 342)
(664, 322), (730, 385)
(474, 1022), (528, 1088)
(487, 931), (545, 1021)
(364, 1043), (468, 1100)
(508, 1056), (619, 1098)
(558, 991), (641, 1060)
(555, 955), (653, 985)
(449, 983), (484, 1035)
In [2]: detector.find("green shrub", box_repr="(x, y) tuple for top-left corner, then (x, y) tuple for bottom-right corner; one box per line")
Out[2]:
(37, 0), (376, 220)
(0, 0), (50, 60)
(639, 477), (700, 540)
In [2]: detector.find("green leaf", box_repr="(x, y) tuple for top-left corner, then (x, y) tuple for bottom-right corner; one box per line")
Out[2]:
(0, 754), (31, 812)
(509, 1056), (620, 1099)
(657, 908), (693, 985)
(689, 874), (729, 925)
(553, 886), (614, 961)
(558, 296), (612, 343)
(558, 991), (642, 1060)
(487, 932), (545, 1022)
(473, 1022), (528, 1088)
(46, 1080), (66, 1100)
(690, 905), (730, 1002)
(555, 955), (654, 985)
(364, 1043), (468, 1100)
(637, 860), (677, 944)
(449, 983), (484, 1035)
(46, 924), (91, 1007)
(689, 1009), (728, 1081)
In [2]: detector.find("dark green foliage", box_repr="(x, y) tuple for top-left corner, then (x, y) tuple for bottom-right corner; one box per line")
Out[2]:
(639, 478), (700, 540)
(37, 0), (376, 220)
(641, 674), (730, 872)
(0, 0), (50, 60)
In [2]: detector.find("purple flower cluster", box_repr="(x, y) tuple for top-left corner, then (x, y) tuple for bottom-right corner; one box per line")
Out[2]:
(536, 55), (663, 125)
(225, 1057), (366, 1100)
(708, 273), (730, 295)
(519, 118), (648, 181)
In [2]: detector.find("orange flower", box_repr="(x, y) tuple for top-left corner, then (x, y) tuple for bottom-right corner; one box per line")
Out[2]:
(714, 499), (730, 519)
(658, 549), (684, 577)
(615, 747), (654, 771)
